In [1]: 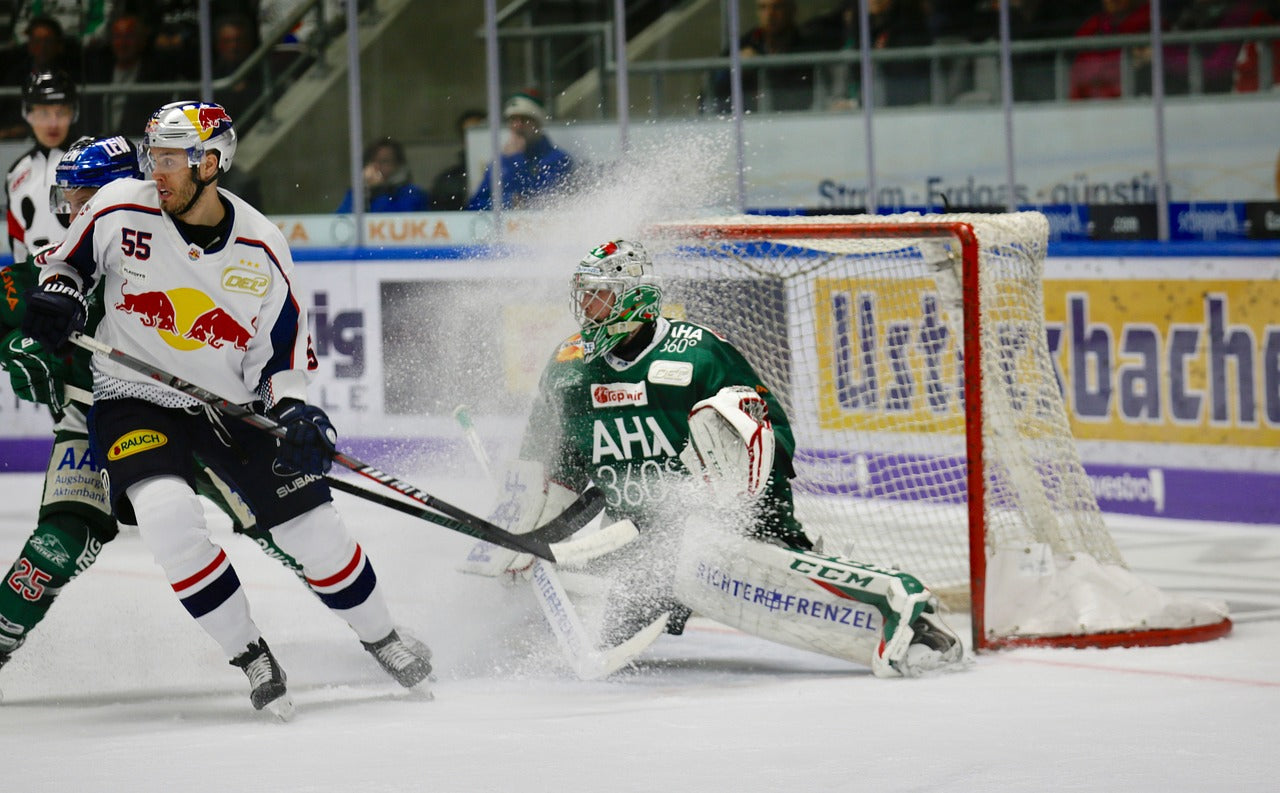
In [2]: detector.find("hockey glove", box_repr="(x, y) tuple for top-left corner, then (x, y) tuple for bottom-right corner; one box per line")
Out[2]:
(1, 327), (69, 417)
(20, 276), (87, 354)
(270, 399), (338, 476)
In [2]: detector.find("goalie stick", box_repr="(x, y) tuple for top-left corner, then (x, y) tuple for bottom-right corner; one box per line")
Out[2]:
(453, 405), (668, 679)
(68, 332), (632, 564)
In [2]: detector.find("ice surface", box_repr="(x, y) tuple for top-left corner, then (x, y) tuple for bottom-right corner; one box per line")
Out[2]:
(0, 472), (1275, 792)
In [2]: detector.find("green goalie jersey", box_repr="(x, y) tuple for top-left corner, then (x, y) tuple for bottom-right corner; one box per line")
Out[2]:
(521, 317), (807, 547)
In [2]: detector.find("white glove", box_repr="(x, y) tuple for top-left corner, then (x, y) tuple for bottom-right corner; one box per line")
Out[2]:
(680, 385), (776, 506)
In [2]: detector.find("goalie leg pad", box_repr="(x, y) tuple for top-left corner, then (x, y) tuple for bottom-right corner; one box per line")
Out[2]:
(673, 523), (964, 676)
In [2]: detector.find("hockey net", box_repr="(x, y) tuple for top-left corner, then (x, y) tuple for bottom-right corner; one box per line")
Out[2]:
(646, 213), (1230, 650)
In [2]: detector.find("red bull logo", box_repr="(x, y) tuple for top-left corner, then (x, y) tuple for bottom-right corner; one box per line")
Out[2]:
(116, 285), (178, 333)
(184, 105), (232, 141)
(116, 284), (253, 352)
(185, 307), (252, 350)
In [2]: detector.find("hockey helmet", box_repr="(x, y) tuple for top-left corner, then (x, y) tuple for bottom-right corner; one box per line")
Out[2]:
(139, 100), (238, 176)
(51, 136), (143, 215)
(22, 70), (78, 119)
(571, 239), (663, 362)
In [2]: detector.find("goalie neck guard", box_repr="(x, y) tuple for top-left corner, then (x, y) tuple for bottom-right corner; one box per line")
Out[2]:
(570, 239), (662, 362)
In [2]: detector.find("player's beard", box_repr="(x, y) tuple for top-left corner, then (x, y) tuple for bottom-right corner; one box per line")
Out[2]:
(159, 175), (200, 218)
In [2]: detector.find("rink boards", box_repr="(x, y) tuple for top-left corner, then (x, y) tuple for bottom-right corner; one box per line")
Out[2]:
(1, 245), (1277, 525)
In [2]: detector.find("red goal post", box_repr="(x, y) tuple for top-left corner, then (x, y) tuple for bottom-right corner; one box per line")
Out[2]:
(646, 213), (1231, 651)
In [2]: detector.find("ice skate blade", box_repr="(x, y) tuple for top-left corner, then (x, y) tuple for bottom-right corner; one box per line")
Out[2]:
(264, 693), (296, 722)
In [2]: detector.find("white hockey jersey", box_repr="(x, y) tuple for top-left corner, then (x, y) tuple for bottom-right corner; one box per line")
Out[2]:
(6, 144), (70, 262)
(36, 178), (316, 408)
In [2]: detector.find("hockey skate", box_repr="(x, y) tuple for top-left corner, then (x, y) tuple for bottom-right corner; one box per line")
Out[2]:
(230, 638), (294, 721)
(362, 629), (433, 693)
(896, 612), (966, 677)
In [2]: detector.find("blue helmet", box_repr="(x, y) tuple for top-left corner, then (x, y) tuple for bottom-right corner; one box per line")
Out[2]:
(50, 136), (142, 215)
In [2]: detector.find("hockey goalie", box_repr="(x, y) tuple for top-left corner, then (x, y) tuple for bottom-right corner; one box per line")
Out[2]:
(468, 239), (965, 678)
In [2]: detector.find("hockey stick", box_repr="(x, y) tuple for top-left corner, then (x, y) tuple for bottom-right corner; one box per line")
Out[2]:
(323, 475), (627, 568)
(67, 332), (629, 563)
(453, 405), (666, 680)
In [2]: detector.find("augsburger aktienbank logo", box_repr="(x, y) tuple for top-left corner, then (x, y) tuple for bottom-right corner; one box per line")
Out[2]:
(591, 382), (647, 408)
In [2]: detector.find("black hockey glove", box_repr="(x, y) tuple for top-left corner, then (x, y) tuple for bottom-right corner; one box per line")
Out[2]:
(270, 398), (338, 476)
(21, 276), (87, 354)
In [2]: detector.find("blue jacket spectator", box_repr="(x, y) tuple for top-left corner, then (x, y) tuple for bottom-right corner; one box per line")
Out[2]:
(337, 137), (430, 213)
(466, 91), (574, 210)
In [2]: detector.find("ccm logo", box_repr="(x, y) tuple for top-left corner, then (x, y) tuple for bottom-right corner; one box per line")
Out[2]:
(222, 268), (269, 296)
(591, 381), (647, 408)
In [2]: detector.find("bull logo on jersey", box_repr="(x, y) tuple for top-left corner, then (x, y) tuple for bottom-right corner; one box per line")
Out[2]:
(116, 282), (254, 351)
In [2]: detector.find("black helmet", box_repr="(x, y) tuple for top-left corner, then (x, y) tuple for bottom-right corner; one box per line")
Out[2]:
(22, 70), (79, 118)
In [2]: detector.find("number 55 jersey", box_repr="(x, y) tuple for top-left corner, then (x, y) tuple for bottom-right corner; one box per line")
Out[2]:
(34, 178), (313, 408)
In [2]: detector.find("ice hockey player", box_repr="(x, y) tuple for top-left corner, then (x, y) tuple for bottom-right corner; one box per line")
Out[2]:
(0, 136), (334, 683)
(491, 239), (965, 678)
(18, 102), (432, 717)
(4, 70), (81, 262)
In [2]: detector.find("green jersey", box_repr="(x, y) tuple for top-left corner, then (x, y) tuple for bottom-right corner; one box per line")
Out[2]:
(522, 317), (805, 545)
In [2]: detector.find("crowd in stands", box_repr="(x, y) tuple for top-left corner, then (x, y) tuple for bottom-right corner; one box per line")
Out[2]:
(0, 1), (331, 140)
(707, 0), (1280, 109)
(3, 2), (1275, 215)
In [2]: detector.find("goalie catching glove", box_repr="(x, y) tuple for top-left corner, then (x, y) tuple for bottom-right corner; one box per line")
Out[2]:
(679, 385), (776, 507)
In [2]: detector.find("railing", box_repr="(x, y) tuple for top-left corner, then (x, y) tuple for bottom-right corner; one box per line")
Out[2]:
(563, 24), (1280, 114)
(0, 0), (342, 135)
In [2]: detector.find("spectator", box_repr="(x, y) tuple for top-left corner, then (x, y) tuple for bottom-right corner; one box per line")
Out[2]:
(212, 13), (262, 121)
(710, 0), (827, 113)
(1068, 0), (1152, 100)
(0, 15), (81, 139)
(466, 91), (574, 211)
(430, 108), (485, 211)
(1165, 0), (1278, 94)
(808, 0), (934, 108)
(10, 1), (113, 49)
(337, 137), (430, 213)
(81, 11), (175, 137)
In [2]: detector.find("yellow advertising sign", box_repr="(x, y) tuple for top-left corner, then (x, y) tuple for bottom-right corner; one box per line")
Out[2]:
(812, 275), (1280, 447)
(1044, 279), (1280, 447)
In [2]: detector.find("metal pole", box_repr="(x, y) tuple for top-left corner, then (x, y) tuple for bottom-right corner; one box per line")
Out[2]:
(198, 0), (213, 101)
(728, 0), (745, 213)
(998, 0), (1016, 212)
(614, 0), (630, 154)
(858, 0), (876, 214)
(346, 0), (365, 247)
(1150, 0), (1170, 241)
(484, 0), (504, 227)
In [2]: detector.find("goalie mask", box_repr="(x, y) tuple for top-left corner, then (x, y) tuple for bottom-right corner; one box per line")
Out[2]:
(571, 240), (662, 362)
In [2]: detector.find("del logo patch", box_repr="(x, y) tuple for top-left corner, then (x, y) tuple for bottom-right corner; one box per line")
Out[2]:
(647, 360), (693, 386)
(109, 430), (168, 460)
(591, 381), (647, 408)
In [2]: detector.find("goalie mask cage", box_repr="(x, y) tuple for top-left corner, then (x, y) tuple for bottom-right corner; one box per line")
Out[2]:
(647, 213), (1230, 651)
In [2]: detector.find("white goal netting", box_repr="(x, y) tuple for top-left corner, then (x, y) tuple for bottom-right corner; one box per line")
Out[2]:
(647, 213), (1229, 648)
